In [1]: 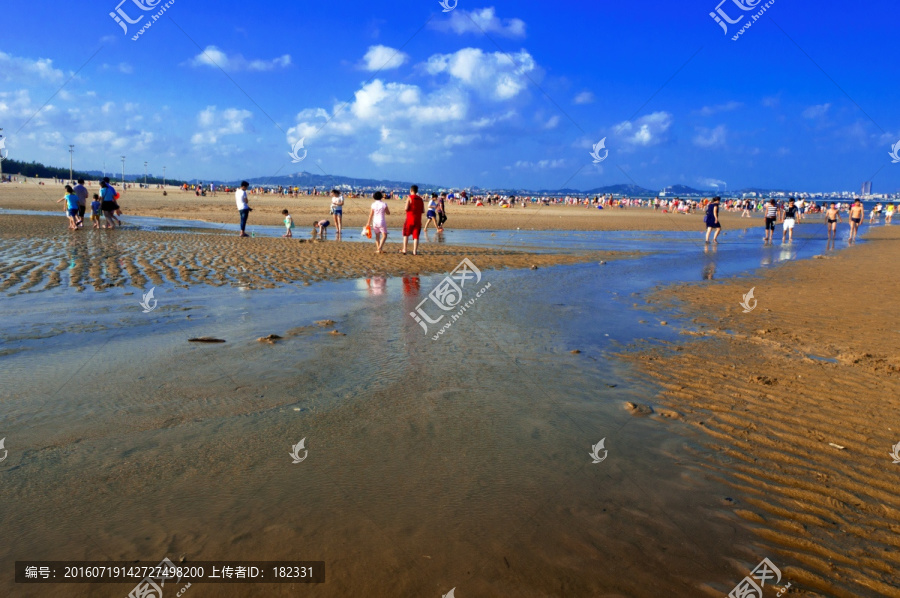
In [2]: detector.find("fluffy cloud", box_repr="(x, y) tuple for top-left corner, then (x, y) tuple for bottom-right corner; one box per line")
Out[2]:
(187, 46), (291, 72)
(573, 91), (594, 105)
(424, 48), (536, 101)
(191, 106), (253, 145)
(361, 45), (409, 71)
(693, 125), (727, 148)
(0, 51), (65, 83)
(802, 103), (831, 119)
(696, 101), (741, 116)
(613, 111), (673, 148)
(433, 7), (526, 38)
(509, 158), (566, 169)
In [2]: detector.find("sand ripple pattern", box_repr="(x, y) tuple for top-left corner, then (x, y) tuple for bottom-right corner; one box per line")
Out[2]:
(627, 226), (900, 597)
(0, 216), (618, 295)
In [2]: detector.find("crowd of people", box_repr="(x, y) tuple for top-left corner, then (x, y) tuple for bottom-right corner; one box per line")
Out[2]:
(55, 177), (123, 230)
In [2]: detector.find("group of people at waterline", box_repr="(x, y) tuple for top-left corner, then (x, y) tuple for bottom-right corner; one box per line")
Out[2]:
(703, 196), (873, 244)
(57, 177), (122, 229)
(236, 182), (445, 255)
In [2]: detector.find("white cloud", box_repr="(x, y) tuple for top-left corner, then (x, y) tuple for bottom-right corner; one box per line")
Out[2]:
(433, 7), (526, 38)
(0, 51), (65, 83)
(424, 48), (536, 101)
(102, 62), (134, 74)
(191, 106), (253, 145)
(544, 115), (560, 129)
(696, 101), (741, 116)
(762, 95), (780, 108)
(613, 111), (673, 147)
(187, 46), (291, 72)
(361, 45), (409, 71)
(573, 91), (594, 105)
(693, 125), (727, 148)
(510, 158), (566, 169)
(802, 103), (831, 119)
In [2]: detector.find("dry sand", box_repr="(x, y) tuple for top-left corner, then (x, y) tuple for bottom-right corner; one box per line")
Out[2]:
(0, 182), (760, 232)
(624, 225), (900, 597)
(0, 214), (629, 294)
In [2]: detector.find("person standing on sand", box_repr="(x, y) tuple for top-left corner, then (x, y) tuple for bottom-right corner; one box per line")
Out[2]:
(365, 191), (390, 253)
(825, 202), (841, 241)
(704, 196), (722, 243)
(781, 197), (801, 243)
(401, 184), (424, 255)
(102, 177), (122, 226)
(330, 189), (344, 234)
(849, 199), (864, 242)
(236, 181), (251, 237)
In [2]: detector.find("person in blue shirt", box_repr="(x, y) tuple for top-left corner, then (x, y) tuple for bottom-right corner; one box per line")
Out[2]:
(90, 194), (102, 229)
(56, 185), (81, 230)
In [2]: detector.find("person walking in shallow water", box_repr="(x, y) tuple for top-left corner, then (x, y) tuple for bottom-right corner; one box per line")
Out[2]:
(704, 196), (721, 243)
(848, 199), (864, 243)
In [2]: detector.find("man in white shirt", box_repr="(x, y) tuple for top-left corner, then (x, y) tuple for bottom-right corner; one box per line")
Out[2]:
(236, 181), (251, 237)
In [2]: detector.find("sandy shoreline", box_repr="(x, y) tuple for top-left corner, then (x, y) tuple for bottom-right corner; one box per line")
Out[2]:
(1, 183), (762, 232)
(624, 224), (900, 597)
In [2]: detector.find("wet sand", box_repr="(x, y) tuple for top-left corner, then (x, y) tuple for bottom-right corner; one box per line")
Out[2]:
(625, 225), (900, 597)
(0, 214), (629, 294)
(1, 183), (761, 232)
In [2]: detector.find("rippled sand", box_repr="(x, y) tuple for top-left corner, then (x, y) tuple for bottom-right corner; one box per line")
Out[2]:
(0, 215), (627, 295)
(626, 225), (900, 597)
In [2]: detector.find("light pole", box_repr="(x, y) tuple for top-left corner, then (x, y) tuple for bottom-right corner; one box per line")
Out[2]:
(121, 156), (126, 190)
(0, 127), (4, 182)
(69, 145), (74, 183)
(143, 161), (148, 187)
(162, 166), (166, 190)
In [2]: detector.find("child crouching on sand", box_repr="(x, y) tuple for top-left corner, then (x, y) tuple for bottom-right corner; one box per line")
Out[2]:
(282, 209), (294, 237)
(313, 219), (330, 238)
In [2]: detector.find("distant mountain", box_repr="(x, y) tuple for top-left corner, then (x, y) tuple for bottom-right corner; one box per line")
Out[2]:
(585, 184), (656, 196)
(241, 171), (437, 191)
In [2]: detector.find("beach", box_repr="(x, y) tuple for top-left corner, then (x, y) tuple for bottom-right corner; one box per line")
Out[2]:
(1, 186), (897, 597)
(0, 183), (762, 233)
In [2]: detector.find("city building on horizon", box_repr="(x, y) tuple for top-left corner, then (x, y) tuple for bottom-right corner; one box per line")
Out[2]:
(861, 181), (873, 196)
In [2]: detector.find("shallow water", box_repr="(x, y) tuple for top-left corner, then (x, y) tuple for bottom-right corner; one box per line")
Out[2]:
(0, 219), (875, 596)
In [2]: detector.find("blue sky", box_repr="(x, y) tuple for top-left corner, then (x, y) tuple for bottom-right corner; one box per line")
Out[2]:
(1, 0), (898, 191)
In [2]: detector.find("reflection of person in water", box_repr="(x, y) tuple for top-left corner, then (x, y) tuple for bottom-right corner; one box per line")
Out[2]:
(702, 243), (717, 279)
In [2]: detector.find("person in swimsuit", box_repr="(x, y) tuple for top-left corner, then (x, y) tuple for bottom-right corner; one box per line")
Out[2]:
(704, 196), (721, 243)
(885, 203), (895, 224)
(781, 198), (801, 242)
(401, 184), (425, 255)
(763, 199), (779, 243)
(825, 203), (841, 241)
(313, 219), (330, 238)
(849, 199), (864, 242)
(423, 193), (438, 232)
(365, 191), (390, 253)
